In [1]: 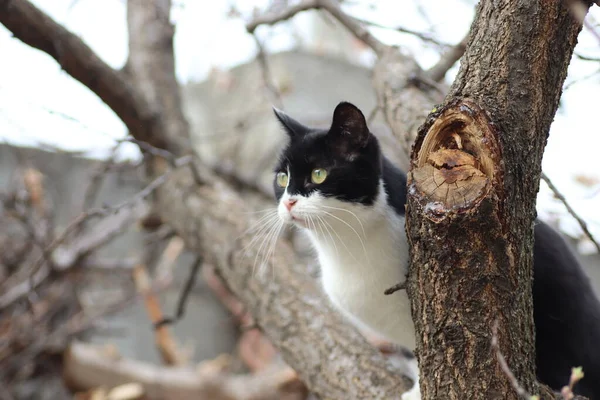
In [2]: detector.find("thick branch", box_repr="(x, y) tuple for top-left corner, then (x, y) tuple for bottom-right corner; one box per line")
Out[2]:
(64, 341), (305, 400)
(426, 34), (468, 82)
(126, 0), (190, 152)
(155, 166), (410, 398)
(407, 1), (585, 399)
(0, 0), (186, 154)
(0, 0), (413, 397)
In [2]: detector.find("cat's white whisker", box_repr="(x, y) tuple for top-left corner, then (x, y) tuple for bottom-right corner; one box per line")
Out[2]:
(259, 219), (283, 276)
(252, 226), (273, 276)
(241, 213), (280, 254)
(316, 214), (339, 257)
(302, 206), (362, 265)
(243, 207), (279, 215)
(246, 216), (281, 275)
(319, 204), (367, 239)
(239, 209), (278, 239)
(318, 209), (371, 267)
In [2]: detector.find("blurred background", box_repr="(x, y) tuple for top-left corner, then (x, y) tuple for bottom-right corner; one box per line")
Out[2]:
(0, 1), (599, 399)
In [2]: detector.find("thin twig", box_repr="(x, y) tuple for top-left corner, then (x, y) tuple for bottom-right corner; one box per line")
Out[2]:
(155, 256), (203, 327)
(491, 320), (538, 400)
(541, 172), (600, 253)
(133, 264), (187, 365)
(352, 16), (450, 48)
(426, 34), (469, 82)
(367, 106), (380, 124)
(384, 281), (406, 295)
(252, 35), (284, 109)
(81, 142), (122, 213)
(0, 155), (192, 309)
(121, 137), (178, 165)
(246, 0), (319, 33)
(246, 0), (388, 56)
(575, 52), (600, 62)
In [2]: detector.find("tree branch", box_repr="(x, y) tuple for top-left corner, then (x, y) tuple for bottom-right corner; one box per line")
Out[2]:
(541, 172), (600, 253)
(246, 0), (388, 56)
(425, 34), (469, 82)
(155, 165), (410, 398)
(0, 0), (186, 154)
(0, 0), (413, 397)
(407, 1), (587, 398)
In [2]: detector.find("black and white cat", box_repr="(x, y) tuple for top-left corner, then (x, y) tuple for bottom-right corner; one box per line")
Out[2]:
(271, 102), (600, 399)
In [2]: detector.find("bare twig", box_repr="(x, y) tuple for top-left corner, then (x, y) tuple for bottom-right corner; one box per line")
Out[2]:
(133, 264), (187, 366)
(426, 34), (469, 82)
(81, 142), (122, 213)
(352, 16), (450, 48)
(0, 154), (191, 309)
(154, 235), (186, 281)
(252, 35), (284, 109)
(575, 52), (600, 62)
(105, 155), (193, 213)
(541, 172), (600, 253)
(246, 0), (319, 33)
(246, 0), (388, 55)
(156, 256), (203, 327)
(121, 136), (177, 164)
(384, 281), (406, 295)
(0, 201), (147, 309)
(491, 320), (538, 400)
(367, 106), (380, 124)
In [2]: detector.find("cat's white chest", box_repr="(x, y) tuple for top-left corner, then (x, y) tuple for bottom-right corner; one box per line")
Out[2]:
(307, 197), (416, 349)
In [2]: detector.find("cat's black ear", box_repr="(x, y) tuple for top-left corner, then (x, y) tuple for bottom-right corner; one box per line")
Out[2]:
(329, 102), (369, 149)
(273, 107), (307, 139)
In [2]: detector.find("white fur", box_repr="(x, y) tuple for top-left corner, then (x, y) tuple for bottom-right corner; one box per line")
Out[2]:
(277, 179), (416, 347)
(278, 180), (419, 398)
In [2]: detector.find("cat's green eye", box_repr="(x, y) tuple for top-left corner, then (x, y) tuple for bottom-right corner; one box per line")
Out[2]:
(276, 172), (288, 188)
(311, 168), (327, 184)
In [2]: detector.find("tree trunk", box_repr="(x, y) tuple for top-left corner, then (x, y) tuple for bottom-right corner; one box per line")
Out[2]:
(406, 1), (584, 399)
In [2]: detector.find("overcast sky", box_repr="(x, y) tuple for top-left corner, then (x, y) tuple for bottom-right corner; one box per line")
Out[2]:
(0, 0), (599, 251)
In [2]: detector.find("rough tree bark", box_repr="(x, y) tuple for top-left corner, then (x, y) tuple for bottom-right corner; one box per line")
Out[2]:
(406, 1), (585, 399)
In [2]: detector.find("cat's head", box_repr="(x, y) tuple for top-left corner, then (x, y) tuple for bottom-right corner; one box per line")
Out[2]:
(273, 102), (383, 229)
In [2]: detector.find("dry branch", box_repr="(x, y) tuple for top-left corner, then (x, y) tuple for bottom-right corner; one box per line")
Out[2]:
(0, 201), (148, 309)
(133, 264), (187, 366)
(0, 0), (185, 154)
(426, 34), (469, 82)
(64, 341), (307, 400)
(246, 0), (388, 55)
(155, 165), (411, 398)
(247, 0), (450, 154)
(541, 172), (600, 253)
(0, 0), (414, 398)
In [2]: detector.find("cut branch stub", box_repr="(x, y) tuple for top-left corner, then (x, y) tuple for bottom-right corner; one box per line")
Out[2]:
(409, 100), (501, 222)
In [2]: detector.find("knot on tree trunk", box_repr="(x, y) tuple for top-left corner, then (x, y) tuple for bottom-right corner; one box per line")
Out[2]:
(409, 99), (501, 223)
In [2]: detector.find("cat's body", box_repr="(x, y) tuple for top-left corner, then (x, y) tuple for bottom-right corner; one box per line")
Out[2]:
(308, 178), (414, 348)
(272, 102), (600, 398)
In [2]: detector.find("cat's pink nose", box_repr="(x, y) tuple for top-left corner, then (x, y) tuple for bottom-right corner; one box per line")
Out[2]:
(284, 199), (297, 211)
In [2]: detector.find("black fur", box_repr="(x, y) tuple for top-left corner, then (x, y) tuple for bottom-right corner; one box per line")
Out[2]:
(533, 222), (600, 398)
(274, 102), (600, 398)
(273, 102), (383, 205)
